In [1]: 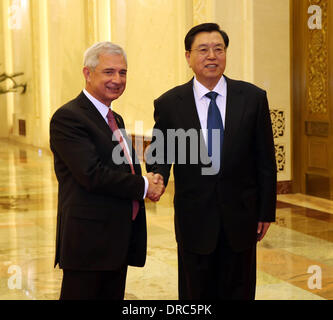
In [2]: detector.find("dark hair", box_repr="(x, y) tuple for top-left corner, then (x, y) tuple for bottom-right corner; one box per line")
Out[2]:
(184, 23), (229, 51)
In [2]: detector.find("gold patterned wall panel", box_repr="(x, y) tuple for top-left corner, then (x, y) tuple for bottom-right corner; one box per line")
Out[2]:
(307, 0), (328, 115)
(308, 140), (328, 170)
(292, 0), (333, 198)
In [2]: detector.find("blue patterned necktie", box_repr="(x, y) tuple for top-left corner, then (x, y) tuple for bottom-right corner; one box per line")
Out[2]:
(206, 91), (224, 169)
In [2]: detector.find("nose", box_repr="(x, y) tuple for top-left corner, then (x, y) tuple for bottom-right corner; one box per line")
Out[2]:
(207, 48), (217, 59)
(111, 72), (122, 84)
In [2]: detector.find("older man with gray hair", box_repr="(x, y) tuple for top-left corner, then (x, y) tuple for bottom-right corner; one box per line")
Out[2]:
(50, 42), (164, 300)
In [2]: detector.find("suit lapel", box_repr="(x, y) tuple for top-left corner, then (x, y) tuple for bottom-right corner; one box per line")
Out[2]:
(176, 79), (202, 132)
(222, 76), (246, 167)
(77, 92), (140, 174)
(176, 79), (211, 166)
(77, 92), (116, 143)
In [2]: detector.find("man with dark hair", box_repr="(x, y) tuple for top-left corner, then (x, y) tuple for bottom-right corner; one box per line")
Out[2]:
(147, 23), (277, 299)
(184, 22), (229, 51)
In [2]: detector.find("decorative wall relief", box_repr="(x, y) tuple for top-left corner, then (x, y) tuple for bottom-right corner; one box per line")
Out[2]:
(270, 109), (286, 139)
(275, 144), (286, 173)
(307, 0), (328, 114)
(0, 70), (27, 94)
(271, 107), (287, 184)
(270, 109), (286, 174)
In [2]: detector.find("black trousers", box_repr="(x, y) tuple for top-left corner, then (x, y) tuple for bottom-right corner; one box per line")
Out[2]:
(178, 231), (257, 300)
(60, 266), (128, 300)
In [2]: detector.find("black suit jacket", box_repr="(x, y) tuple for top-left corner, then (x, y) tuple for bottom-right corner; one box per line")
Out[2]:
(147, 76), (276, 254)
(50, 92), (147, 271)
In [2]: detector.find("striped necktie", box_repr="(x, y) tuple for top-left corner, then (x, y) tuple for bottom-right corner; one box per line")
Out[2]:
(106, 109), (139, 220)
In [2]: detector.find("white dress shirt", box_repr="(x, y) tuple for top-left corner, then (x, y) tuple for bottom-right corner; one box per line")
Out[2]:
(83, 89), (148, 199)
(192, 75), (227, 145)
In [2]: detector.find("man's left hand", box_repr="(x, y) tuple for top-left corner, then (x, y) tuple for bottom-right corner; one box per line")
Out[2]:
(257, 222), (271, 242)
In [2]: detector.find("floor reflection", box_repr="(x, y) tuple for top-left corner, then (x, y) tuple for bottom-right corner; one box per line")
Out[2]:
(0, 138), (331, 300)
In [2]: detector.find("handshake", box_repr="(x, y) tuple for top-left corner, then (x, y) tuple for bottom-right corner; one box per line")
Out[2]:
(145, 172), (165, 202)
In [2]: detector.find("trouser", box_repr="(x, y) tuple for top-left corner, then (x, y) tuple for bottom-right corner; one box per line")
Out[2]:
(178, 231), (257, 300)
(60, 265), (128, 300)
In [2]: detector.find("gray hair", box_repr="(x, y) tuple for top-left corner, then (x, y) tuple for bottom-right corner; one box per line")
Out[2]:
(83, 42), (127, 70)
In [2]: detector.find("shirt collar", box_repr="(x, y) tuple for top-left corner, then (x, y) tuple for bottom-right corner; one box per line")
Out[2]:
(83, 89), (112, 119)
(193, 75), (227, 100)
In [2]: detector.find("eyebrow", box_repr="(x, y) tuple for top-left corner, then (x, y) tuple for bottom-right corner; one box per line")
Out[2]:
(197, 43), (225, 48)
(102, 68), (127, 72)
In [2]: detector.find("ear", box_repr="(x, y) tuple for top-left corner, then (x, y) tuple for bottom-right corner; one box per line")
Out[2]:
(83, 66), (91, 82)
(185, 51), (191, 67)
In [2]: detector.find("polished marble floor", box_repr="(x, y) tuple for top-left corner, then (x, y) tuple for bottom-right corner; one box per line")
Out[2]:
(0, 138), (332, 300)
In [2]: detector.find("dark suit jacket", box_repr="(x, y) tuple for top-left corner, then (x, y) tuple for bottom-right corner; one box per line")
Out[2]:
(147, 76), (277, 254)
(50, 92), (147, 271)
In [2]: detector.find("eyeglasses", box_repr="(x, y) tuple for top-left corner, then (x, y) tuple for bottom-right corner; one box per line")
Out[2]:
(189, 45), (226, 56)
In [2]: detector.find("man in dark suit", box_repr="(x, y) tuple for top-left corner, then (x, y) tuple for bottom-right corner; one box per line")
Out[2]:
(146, 23), (277, 300)
(50, 42), (164, 300)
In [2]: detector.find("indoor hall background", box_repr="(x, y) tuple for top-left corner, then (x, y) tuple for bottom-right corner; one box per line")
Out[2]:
(0, 0), (332, 300)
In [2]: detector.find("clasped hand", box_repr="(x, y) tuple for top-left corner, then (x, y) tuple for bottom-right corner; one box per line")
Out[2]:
(145, 172), (165, 202)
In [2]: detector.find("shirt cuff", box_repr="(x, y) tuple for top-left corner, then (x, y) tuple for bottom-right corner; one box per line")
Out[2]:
(142, 176), (148, 199)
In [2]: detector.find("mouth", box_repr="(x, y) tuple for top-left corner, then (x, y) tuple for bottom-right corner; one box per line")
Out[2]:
(205, 64), (218, 69)
(106, 86), (121, 93)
